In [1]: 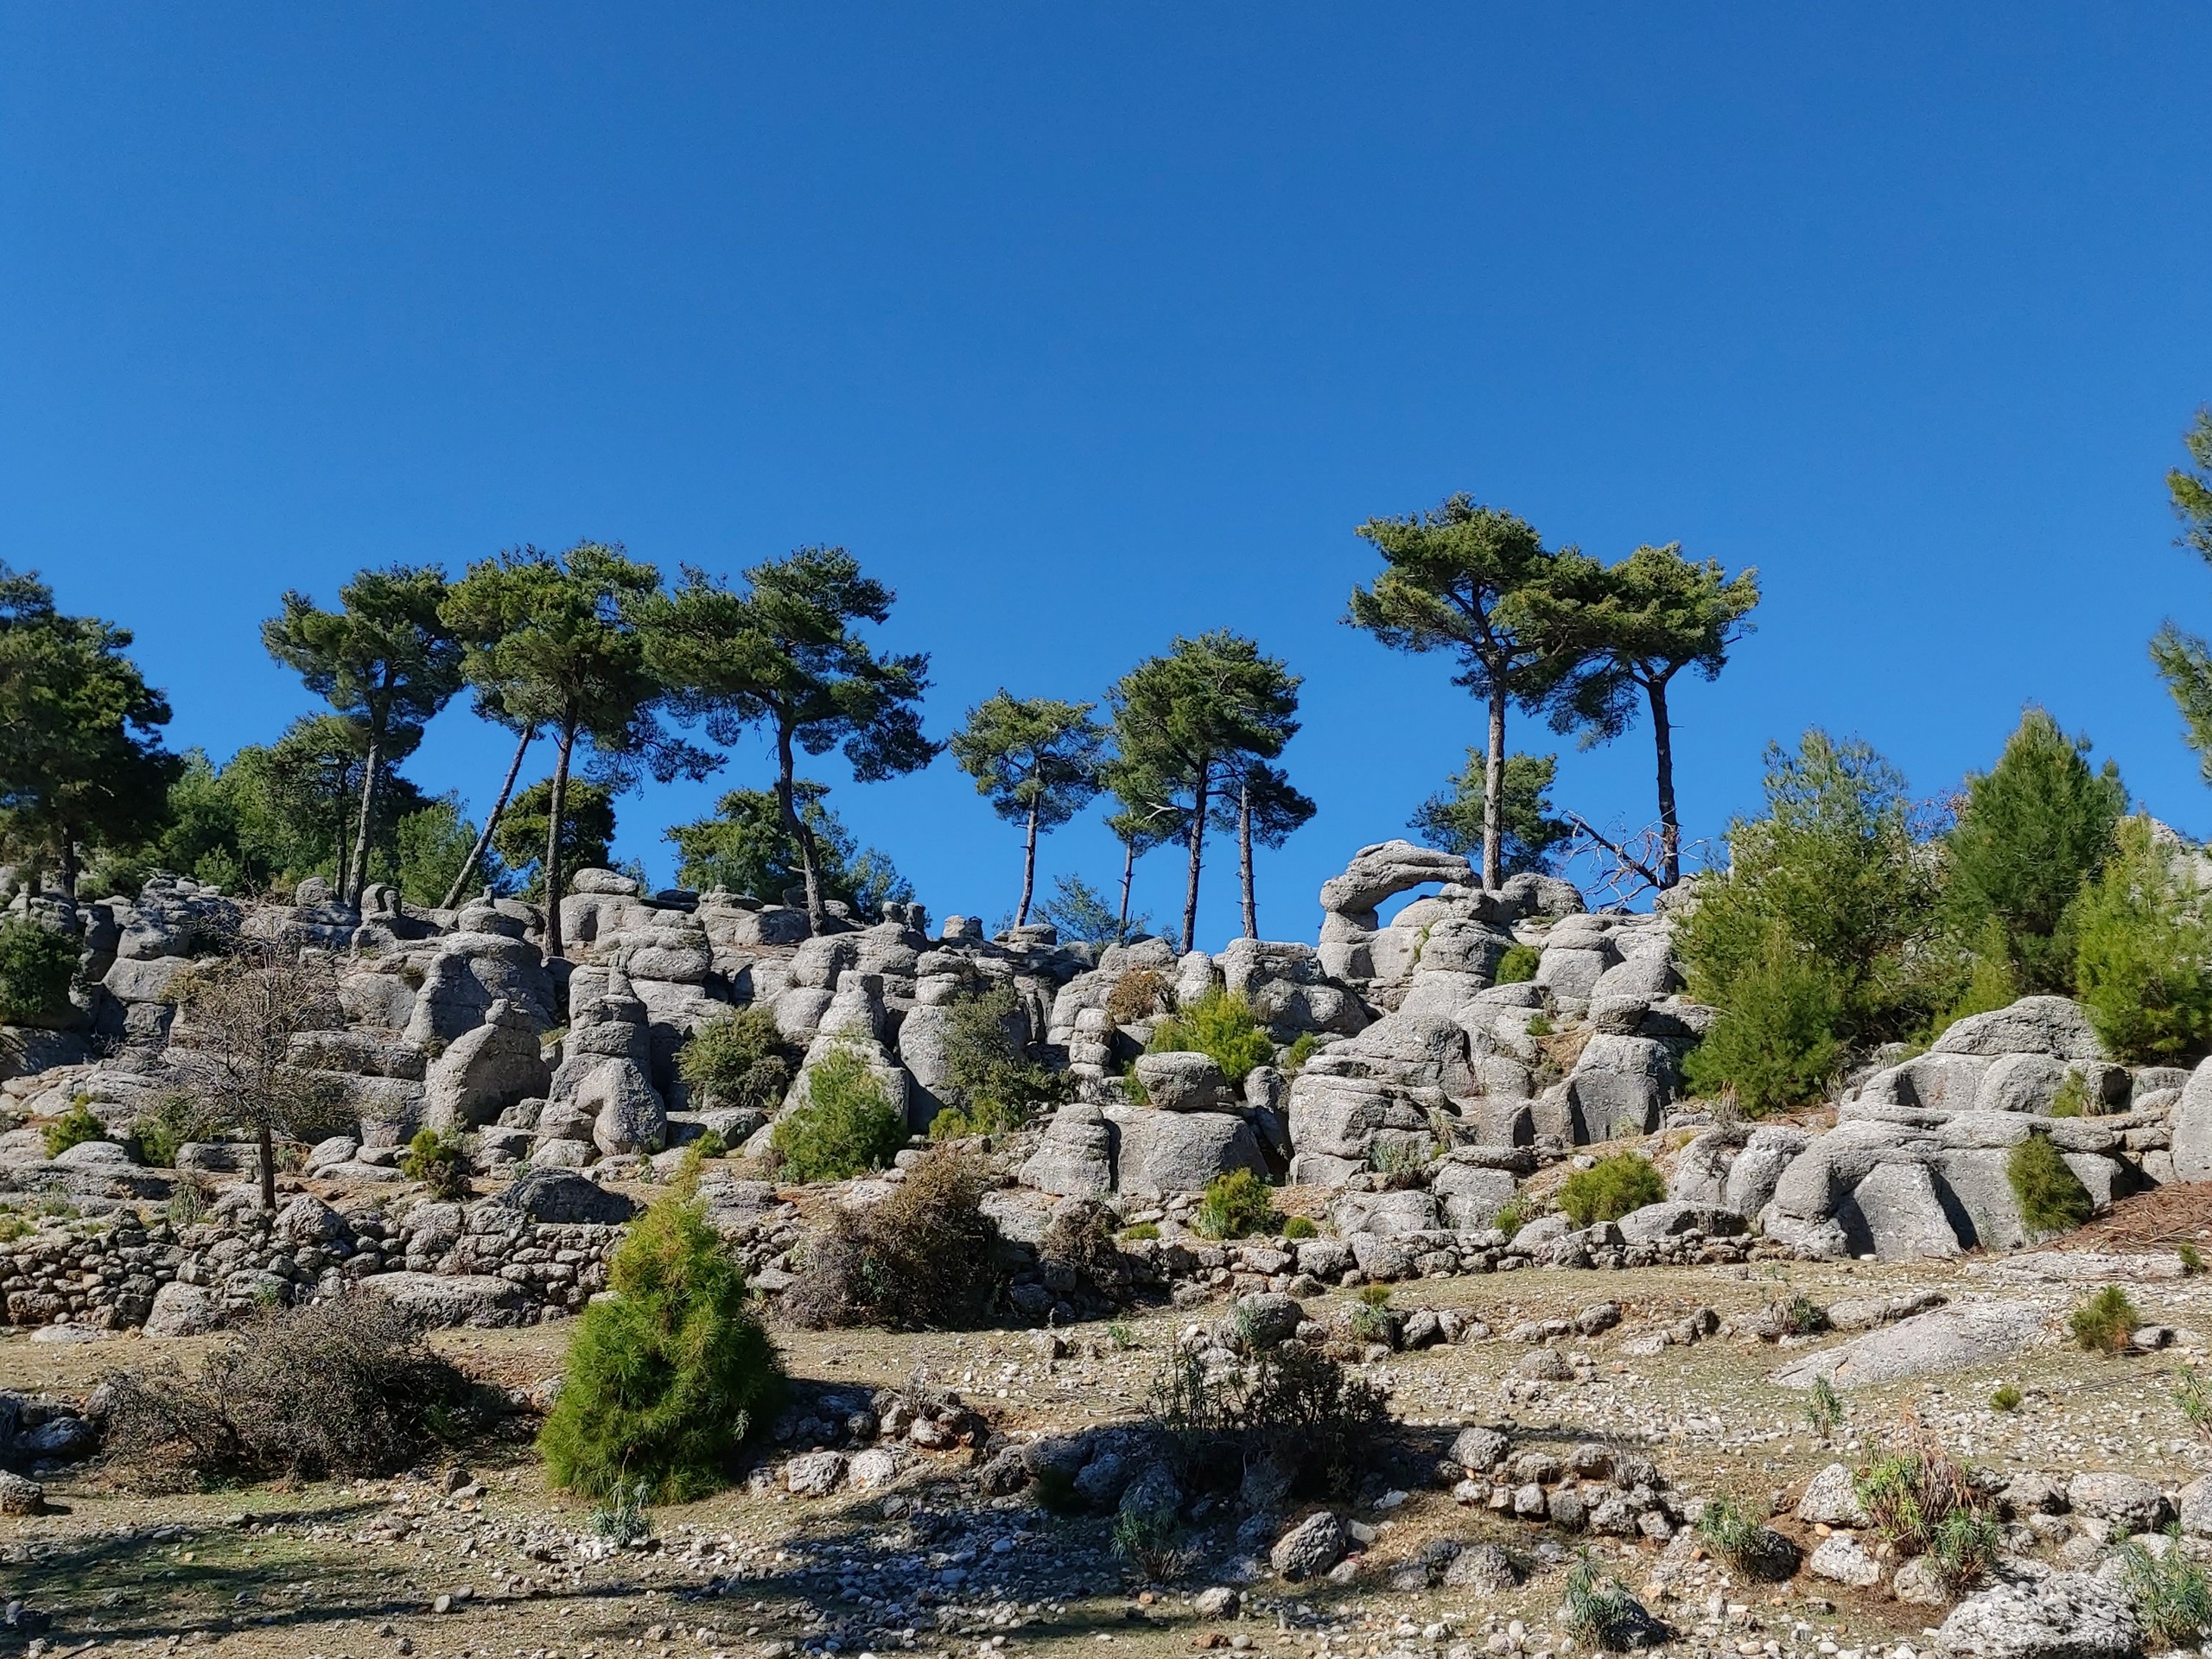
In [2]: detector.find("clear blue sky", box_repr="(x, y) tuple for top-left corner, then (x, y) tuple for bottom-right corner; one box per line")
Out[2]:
(6, 7), (2210, 945)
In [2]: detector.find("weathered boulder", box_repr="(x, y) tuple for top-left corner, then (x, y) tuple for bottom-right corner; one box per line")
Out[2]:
(1135, 1051), (1229, 1111)
(1268, 1510), (1347, 1580)
(1929, 995), (2106, 1064)
(1773, 1302), (2047, 1389)
(498, 1166), (636, 1225)
(423, 999), (550, 1132)
(1116, 1109), (1267, 1197)
(1020, 1101), (1116, 1198)
(402, 932), (555, 1048)
(2171, 1055), (2212, 1182)
(1565, 1035), (1675, 1142)
(1934, 1570), (2138, 1659)
(357, 1271), (524, 1327)
(143, 1281), (223, 1338)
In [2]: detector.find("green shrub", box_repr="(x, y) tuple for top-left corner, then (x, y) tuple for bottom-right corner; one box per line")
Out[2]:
(128, 1093), (207, 1169)
(1942, 709), (2126, 996)
(401, 1128), (473, 1200)
(2047, 1071), (2090, 1118)
(2073, 816), (2212, 1063)
(0, 918), (79, 1027)
(927, 985), (1068, 1137)
(1696, 1493), (1798, 1580)
(41, 1102), (108, 1159)
(1557, 1153), (1665, 1226)
(771, 1044), (906, 1183)
(780, 1150), (1005, 1330)
(1146, 1332), (1389, 1500)
(1493, 943), (1541, 985)
(1111, 1501), (1186, 1583)
(1524, 1011), (1554, 1038)
(1347, 1283), (1396, 1345)
(1805, 1376), (1844, 1440)
(1192, 1169), (1278, 1240)
(1147, 989), (1274, 1084)
(1120, 1222), (1160, 1242)
(1681, 947), (1845, 1113)
(2183, 1243), (2206, 1276)
(2008, 1133), (2094, 1236)
(1559, 1552), (1656, 1651)
(1988, 1384), (2023, 1413)
(1924, 930), (2019, 1044)
(1281, 1214), (1318, 1240)
(1104, 966), (1168, 1027)
(1281, 1032), (1319, 1077)
(538, 1185), (784, 1502)
(1492, 1196), (1534, 1241)
(2122, 1532), (2212, 1648)
(676, 1007), (795, 1114)
(1853, 1429), (1979, 1555)
(1927, 1507), (2005, 1596)
(589, 1481), (653, 1547)
(2069, 1285), (2142, 1354)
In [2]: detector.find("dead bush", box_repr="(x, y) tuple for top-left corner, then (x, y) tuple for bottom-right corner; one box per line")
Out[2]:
(1147, 1334), (1389, 1500)
(101, 1292), (486, 1488)
(1105, 967), (1168, 1027)
(780, 1149), (1006, 1330)
(1037, 1198), (1138, 1307)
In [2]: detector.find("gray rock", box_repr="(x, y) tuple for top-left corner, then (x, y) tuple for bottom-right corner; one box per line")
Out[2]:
(1019, 1101), (1116, 1198)
(143, 1281), (222, 1338)
(1441, 1542), (1519, 1591)
(1796, 1463), (1868, 1528)
(1134, 1051), (1230, 1111)
(1839, 1160), (1962, 1261)
(0, 1471), (46, 1516)
(1565, 1035), (1675, 1141)
(423, 1000), (550, 1131)
(1269, 1510), (1347, 1580)
(1807, 1534), (1880, 1588)
(1934, 1570), (2139, 1659)
(356, 1271), (524, 1327)
(499, 1167), (636, 1225)
(1115, 1108), (1267, 1197)
(1929, 995), (2106, 1063)
(2171, 1055), (2212, 1182)
(785, 1450), (846, 1497)
(1774, 1302), (2047, 1389)
(2064, 1471), (2168, 1531)
(1232, 1292), (1306, 1350)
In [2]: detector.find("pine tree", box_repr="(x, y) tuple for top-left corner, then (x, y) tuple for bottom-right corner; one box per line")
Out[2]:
(949, 693), (1105, 927)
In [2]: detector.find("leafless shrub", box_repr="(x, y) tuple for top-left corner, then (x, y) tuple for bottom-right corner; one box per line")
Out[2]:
(781, 1149), (1005, 1330)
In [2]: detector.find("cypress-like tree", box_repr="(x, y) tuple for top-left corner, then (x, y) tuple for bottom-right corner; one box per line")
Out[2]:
(949, 693), (1106, 927)
(1944, 709), (2126, 995)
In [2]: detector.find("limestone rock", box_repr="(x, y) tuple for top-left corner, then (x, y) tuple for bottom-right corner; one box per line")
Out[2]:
(1020, 1101), (1115, 1198)
(1269, 1510), (1347, 1580)
(357, 1271), (524, 1327)
(1796, 1463), (1868, 1528)
(1929, 995), (2106, 1063)
(1774, 1302), (2046, 1389)
(143, 1281), (223, 1338)
(1135, 1051), (1230, 1111)
(499, 1166), (636, 1225)
(1934, 1571), (2138, 1659)
(423, 999), (550, 1132)
(1116, 1109), (1267, 1197)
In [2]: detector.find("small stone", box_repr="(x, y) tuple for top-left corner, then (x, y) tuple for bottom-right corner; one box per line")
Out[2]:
(1194, 1587), (1239, 1618)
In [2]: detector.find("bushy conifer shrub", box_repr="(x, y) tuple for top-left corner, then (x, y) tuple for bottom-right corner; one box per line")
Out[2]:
(539, 1185), (784, 1501)
(677, 1007), (795, 1114)
(0, 918), (78, 1027)
(928, 985), (1068, 1137)
(2073, 816), (2212, 1063)
(2007, 1133), (2094, 1236)
(1681, 947), (1844, 1114)
(771, 1043), (906, 1183)
(1192, 1169), (1279, 1240)
(1557, 1153), (1665, 1226)
(1147, 988), (1274, 1084)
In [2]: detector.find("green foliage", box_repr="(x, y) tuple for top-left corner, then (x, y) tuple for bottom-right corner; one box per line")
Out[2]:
(2171, 404), (2212, 563)
(401, 1128), (473, 1201)
(1988, 1384), (2023, 1413)
(665, 782), (912, 919)
(2007, 1132), (2094, 1235)
(1148, 988), (1274, 1084)
(41, 1102), (107, 1159)
(2073, 815), (2212, 1063)
(1696, 1494), (1796, 1580)
(493, 777), (616, 899)
(639, 548), (937, 930)
(129, 1093), (207, 1168)
(2047, 1071), (2091, 1118)
(1942, 709), (2126, 995)
(1559, 1552), (1653, 1651)
(1805, 1376), (1844, 1440)
(2121, 1530), (2212, 1649)
(1105, 630), (1303, 951)
(1927, 1507), (2005, 1596)
(1192, 1169), (1279, 1241)
(589, 1482), (654, 1548)
(770, 1045), (906, 1184)
(1146, 1332), (1389, 1500)
(1120, 1222), (1160, 1242)
(394, 797), (507, 906)
(1524, 1010), (1554, 1038)
(1853, 1432), (1978, 1556)
(1492, 1196), (1534, 1242)
(1037, 874), (1150, 946)
(1409, 749), (1573, 874)
(676, 1007), (795, 1114)
(0, 917), (79, 1027)
(1111, 1502), (1187, 1584)
(1281, 1214), (1318, 1240)
(949, 692), (1107, 925)
(1347, 1283), (1396, 1344)
(1280, 1031), (1319, 1077)
(0, 563), (181, 895)
(538, 1185), (784, 1502)
(2069, 1285), (2142, 1354)
(2183, 1243), (2207, 1276)
(1675, 731), (1953, 1090)
(1928, 933), (2020, 1043)
(1681, 944), (1845, 1113)
(1493, 943), (1541, 984)
(1557, 1153), (1665, 1226)
(926, 985), (1068, 1137)
(2177, 1367), (2212, 1440)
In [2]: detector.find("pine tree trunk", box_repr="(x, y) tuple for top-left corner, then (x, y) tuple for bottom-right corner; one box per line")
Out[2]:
(543, 721), (575, 961)
(442, 725), (532, 911)
(1237, 776), (1257, 939)
(1016, 801), (1039, 928)
(1180, 767), (1210, 955)
(56, 829), (79, 903)
(1483, 683), (1507, 891)
(1117, 838), (1136, 934)
(777, 720), (826, 933)
(1649, 675), (1680, 888)
(347, 730), (382, 907)
(257, 1122), (277, 1214)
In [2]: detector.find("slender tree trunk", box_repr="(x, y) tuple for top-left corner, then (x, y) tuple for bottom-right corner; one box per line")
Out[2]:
(543, 719), (575, 961)
(775, 720), (826, 932)
(1237, 776), (1257, 939)
(334, 766), (353, 899)
(1117, 837), (1136, 934)
(347, 728), (382, 907)
(257, 1121), (277, 1214)
(1180, 766), (1210, 955)
(1015, 801), (1040, 928)
(55, 827), (79, 903)
(441, 725), (533, 910)
(1648, 675), (1680, 888)
(1482, 683), (1507, 891)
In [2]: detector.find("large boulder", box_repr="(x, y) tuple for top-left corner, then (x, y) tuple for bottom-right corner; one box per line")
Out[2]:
(1135, 1051), (1230, 1111)
(1929, 996), (2106, 1064)
(2171, 1055), (2212, 1182)
(1934, 1570), (2138, 1659)
(423, 999), (550, 1131)
(1565, 1035), (1675, 1142)
(1773, 1302), (2047, 1390)
(402, 932), (555, 1048)
(356, 1271), (524, 1327)
(498, 1166), (636, 1225)
(1116, 1109), (1268, 1197)
(1020, 1101), (1116, 1198)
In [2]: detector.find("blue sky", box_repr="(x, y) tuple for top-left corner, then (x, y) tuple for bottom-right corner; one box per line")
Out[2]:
(6, 7), (2211, 945)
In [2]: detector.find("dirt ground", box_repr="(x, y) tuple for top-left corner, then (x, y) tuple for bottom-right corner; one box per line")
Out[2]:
(5, 1202), (2211, 1659)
